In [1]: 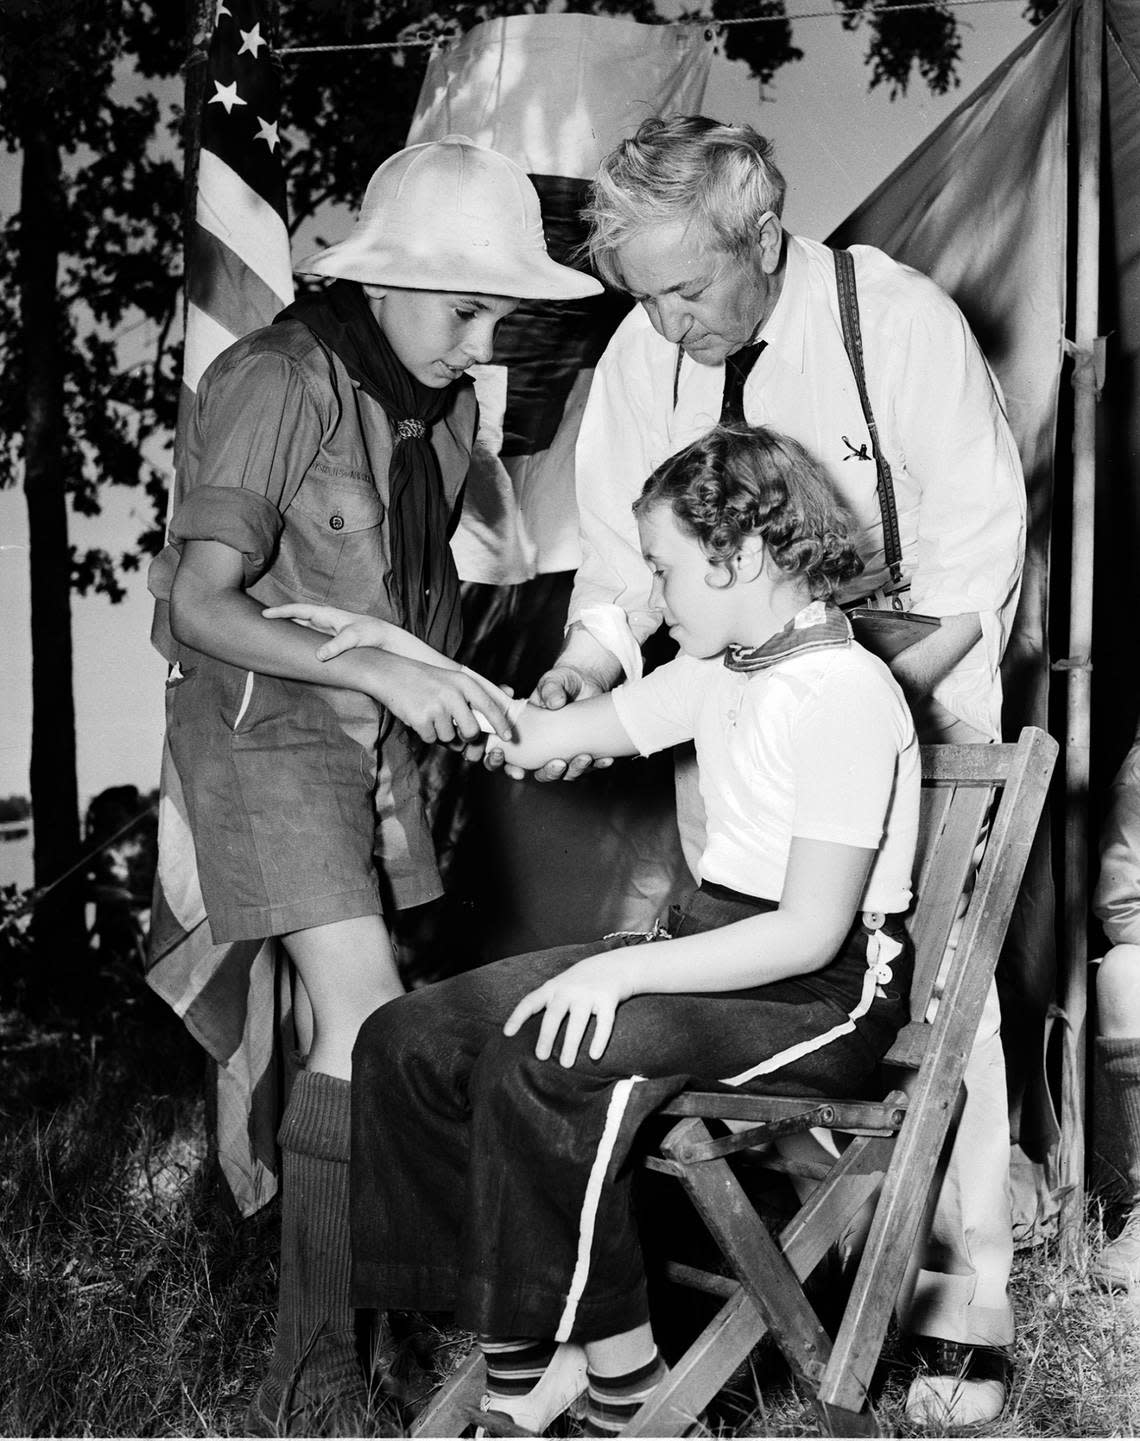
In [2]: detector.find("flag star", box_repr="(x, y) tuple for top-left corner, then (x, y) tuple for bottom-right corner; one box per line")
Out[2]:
(208, 79), (247, 114)
(238, 23), (266, 57)
(215, 0), (231, 20)
(254, 116), (280, 152)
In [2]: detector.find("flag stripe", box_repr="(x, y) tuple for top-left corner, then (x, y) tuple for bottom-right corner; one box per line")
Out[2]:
(182, 305), (243, 394)
(196, 150), (293, 306)
(186, 223), (285, 338)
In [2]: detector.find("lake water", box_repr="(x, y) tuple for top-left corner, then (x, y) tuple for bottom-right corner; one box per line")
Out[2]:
(0, 831), (34, 891)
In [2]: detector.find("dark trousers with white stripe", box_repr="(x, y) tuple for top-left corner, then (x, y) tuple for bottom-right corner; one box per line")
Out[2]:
(350, 885), (911, 1343)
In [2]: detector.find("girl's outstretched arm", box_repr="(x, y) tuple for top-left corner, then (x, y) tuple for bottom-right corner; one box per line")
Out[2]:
(490, 693), (639, 772)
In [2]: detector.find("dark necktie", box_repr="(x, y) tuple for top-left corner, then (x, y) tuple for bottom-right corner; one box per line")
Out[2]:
(720, 340), (766, 423)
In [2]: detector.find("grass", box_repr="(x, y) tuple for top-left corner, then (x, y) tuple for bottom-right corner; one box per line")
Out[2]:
(0, 989), (277, 1437)
(2, 958), (1139, 1438)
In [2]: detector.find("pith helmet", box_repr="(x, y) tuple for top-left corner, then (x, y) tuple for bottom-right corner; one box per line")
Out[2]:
(296, 134), (602, 301)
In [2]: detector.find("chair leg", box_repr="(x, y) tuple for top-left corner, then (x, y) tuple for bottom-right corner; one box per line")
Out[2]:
(816, 1398), (882, 1437)
(662, 1118), (833, 1390)
(653, 1125), (897, 1433)
(409, 1346), (485, 1438)
(623, 1286), (763, 1437)
(818, 1144), (943, 1414)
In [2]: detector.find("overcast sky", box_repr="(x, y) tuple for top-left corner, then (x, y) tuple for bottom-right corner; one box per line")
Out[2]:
(0, 0), (1035, 829)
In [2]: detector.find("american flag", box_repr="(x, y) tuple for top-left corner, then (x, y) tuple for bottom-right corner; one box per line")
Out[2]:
(182, 0), (293, 401)
(147, 0), (294, 1218)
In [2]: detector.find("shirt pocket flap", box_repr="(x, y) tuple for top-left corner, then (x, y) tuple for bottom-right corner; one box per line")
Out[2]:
(290, 475), (384, 534)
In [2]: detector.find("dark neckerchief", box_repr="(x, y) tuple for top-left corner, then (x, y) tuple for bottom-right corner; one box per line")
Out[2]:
(724, 600), (852, 673)
(275, 279), (466, 656)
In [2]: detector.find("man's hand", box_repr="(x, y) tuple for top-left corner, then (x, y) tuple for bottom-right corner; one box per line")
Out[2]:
(485, 663), (616, 781)
(502, 951), (641, 1066)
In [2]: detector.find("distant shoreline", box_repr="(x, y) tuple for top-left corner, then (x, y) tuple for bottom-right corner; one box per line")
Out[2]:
(0, 831), (34, 891)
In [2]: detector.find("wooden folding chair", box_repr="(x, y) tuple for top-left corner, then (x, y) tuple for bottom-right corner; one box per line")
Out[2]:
(410, 725), (1057, 1439)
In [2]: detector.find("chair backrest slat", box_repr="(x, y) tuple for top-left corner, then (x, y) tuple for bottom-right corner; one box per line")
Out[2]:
(910, 783), (953, 901)
(907, 781), (994, 1019)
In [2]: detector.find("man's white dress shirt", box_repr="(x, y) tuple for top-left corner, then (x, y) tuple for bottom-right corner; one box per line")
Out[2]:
(570, 234), (1026, 740)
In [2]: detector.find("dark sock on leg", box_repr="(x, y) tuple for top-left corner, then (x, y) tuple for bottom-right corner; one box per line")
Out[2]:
(583, 1352), (668, 1436)
(250, 1071), (366, 1433)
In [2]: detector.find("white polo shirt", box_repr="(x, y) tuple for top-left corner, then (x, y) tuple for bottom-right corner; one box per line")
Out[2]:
(612, 639), (920, 915)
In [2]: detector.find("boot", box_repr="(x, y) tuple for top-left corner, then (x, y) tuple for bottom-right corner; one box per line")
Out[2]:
(246, 1070), (370, 1435)
(1092, 1036), (1140, 1291)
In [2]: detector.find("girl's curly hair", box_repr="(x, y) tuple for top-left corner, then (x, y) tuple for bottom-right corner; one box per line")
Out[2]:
(633, 424), (864, 598)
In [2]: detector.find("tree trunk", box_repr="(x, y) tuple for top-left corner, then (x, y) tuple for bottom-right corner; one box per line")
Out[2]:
(19, 117), (88, 1003)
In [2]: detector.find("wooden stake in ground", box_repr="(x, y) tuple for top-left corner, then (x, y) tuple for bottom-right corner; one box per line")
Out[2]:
(1059, 0), (1105, 1258)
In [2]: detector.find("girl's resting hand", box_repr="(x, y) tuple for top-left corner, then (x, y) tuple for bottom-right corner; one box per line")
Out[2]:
(502, 951), (643, 1067)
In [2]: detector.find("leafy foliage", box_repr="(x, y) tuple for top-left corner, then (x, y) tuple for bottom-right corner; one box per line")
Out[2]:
(0, 0), (184, 596)
(0, 0), (1050, 599)
(839, 0), (963, 97)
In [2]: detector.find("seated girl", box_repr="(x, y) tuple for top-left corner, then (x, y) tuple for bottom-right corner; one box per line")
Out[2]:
(274, 423), (920, 1435)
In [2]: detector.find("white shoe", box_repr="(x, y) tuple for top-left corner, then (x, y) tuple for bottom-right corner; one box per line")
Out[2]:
(904, 1337), (1010, 1429)
(905, 1374), (1007, 1428)
(475, 1342), (588, 1437)
(1093, 1208), (1140, 1291)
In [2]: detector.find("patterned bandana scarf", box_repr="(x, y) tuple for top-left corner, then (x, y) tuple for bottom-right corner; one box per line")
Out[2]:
(275, 279), (466, 656)
(723, 599), (852, 673)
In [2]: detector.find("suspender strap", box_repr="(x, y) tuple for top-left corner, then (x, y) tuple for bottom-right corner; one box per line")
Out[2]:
(832, 248), (905, 594)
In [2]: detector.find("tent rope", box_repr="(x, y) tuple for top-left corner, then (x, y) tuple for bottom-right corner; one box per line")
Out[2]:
(279, 0), (1024, 56)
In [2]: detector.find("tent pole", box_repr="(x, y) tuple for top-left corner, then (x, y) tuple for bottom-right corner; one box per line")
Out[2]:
(183, 0), (215, 322)
(1059, 0), (1103, 1258)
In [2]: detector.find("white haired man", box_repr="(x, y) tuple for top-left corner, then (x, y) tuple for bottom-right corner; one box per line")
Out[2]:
(524, 115), (1026, 1428)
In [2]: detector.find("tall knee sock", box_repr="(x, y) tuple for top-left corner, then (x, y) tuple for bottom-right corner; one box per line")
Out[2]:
(1093, 1037), (1140, 1286)
(254, 1070), (367, 1423)
(1094, 1037), (1140, 1207)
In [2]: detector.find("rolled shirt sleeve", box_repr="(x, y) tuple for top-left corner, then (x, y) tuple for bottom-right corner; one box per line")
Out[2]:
(150, 345), (327, 602)
(168, 486), (285, 589)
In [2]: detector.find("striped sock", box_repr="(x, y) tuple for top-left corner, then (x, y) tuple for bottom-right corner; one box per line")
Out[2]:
(583, 1352), (668, 1435)
(477, 1336), (558, 1404)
